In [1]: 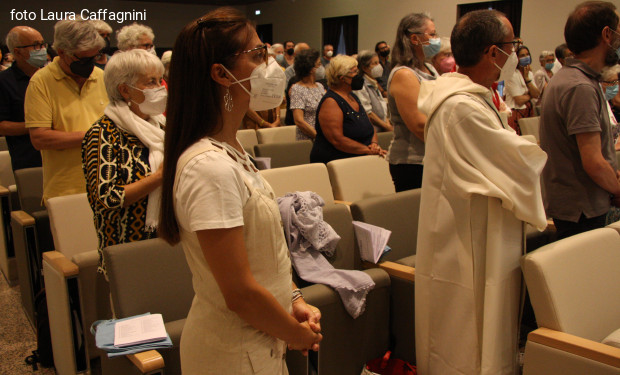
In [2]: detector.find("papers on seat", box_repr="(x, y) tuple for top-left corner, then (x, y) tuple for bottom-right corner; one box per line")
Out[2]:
(114, 313), (167, 347)
(353, 221), (391, 263)
(254, 156), (271, 170)
(91, 312), (173, 357)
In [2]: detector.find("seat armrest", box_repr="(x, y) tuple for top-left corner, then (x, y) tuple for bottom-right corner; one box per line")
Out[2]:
(43, 251), (79, 277)
(11, 210), (34, 226)
(0, 185), (8, 196)
(528, 328), (620, 368)
(127, 350), (165, 373)
(334, 200), (352, 206)
(363, 260), (415, 282)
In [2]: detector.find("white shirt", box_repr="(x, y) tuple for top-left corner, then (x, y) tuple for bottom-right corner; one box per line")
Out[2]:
(175, 137), (264, 233)
(505, 70), (534, 109)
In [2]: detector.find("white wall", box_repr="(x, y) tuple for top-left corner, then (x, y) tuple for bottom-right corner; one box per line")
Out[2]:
(248, 0), (620, 69)
(1, 0), (619, 65)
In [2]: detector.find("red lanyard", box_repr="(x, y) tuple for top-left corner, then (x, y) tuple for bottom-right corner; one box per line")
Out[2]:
(491, 82), (501, 111)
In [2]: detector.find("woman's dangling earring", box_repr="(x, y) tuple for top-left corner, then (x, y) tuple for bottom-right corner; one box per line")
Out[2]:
(224, 86), (233, 112)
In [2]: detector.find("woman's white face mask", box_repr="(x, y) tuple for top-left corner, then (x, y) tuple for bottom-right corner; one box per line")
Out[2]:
(129, 85), (167, 116)
(222, 57), (286, 111)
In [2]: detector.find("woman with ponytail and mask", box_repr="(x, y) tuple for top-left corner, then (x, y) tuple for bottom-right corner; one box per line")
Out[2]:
(82, 49), (166, 275)
(504, 45), (540, 134)
(310, 54), (385, 164)
(158, 8), (322, 374)
(386, 12), (439, 192)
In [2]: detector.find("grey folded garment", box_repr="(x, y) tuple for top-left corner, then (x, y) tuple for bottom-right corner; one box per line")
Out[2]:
(278, 192), (375, 318)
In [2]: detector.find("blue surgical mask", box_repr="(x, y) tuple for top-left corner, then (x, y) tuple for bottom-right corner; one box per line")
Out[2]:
(422, 38), (441, 58)
(27, 48), (48, 68)
(518, 56), (531, 67)
(545, 62), (554, 71)
(605, 84), (618, 101)
(275, 54), (285, 65)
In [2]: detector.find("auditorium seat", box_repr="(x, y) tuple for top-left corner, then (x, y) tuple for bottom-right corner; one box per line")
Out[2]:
(42, 193), (110, 374)
(350, 189), (421, 364)
(0, 150), (17, 285)
(521, 228), (620, 375)
(256, 126), (297, 144)
(253, 140), (312, 168)
(327, 155), (395, 204)
(260, 163), (336, 204)
(237, 129), (258, 156)
(519, 116), (540, 143)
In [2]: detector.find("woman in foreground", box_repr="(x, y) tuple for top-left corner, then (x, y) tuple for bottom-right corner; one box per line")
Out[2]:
(158, 8), (321, 374)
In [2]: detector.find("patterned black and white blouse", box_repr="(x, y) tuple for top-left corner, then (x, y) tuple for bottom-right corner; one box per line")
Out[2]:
(82, 115), (156, 274)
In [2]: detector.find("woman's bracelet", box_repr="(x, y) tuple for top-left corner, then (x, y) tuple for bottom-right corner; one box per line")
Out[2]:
(525, 80), (532, 84)
(292, 288), (304, 302)
(260, 119), (266, 127)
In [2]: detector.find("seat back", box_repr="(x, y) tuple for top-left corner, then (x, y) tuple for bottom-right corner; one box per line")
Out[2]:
(327, 155), (395, 202)
(13, 167), (44, 214)
(237, 129), (258, 156)
(260, 163), (335, 204)
(0, 151), (15, 187)
(519, 116), (540, 142)
(351, 189), (421, 263)
(47, 193), (98, 258)
(322, 203), (360, 270)
(253, 140), (313, 168)
(376, 131), (393, 151)
(256, 126), (296, 144)
(521, 228), (620, 342)
(103, 238), (194, 323)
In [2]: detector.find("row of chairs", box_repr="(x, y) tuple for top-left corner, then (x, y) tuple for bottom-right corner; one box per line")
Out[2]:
(38, 157), (412, 374)
(238, 127), (394, 166)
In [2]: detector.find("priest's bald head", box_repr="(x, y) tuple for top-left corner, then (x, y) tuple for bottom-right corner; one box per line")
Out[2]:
(451, 10), (516, 88)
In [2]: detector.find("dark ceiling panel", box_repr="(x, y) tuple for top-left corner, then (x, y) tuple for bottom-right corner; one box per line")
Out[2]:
(119, 0), (269, 4)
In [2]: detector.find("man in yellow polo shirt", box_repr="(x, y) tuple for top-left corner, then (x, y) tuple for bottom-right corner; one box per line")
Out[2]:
(25, 19), (108, 204)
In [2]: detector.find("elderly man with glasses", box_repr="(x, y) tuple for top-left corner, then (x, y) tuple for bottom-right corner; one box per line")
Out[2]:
(0, 26), (46, 171)
(24, 19), (107, 204)
(415, 9), (547, 375)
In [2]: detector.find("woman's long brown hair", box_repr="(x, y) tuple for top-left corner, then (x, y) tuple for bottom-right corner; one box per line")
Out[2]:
(158, 7), (254, 244)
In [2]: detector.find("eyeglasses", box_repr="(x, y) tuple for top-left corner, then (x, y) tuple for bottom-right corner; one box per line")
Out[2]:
(602, 79), (619, 85)
(137, 43), (154, 50)
(412, 32), (438, 38)
(71, 53), (99, 64)
(16, 42), (48, 51)
(234, 44), (268, 65)
(494, 40), (522, 53)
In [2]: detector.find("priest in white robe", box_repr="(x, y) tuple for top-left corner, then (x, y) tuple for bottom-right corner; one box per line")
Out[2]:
(414, 10), (548, 375)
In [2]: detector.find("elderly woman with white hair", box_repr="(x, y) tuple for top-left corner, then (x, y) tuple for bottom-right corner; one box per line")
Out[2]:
(310, 55), (385, 164)
(116, 23), (156, 54)
(430, 37), (455, 74)
(353, 50), (392, 132)
(533, 50), (555, 93)
(81, 49), (166, 274)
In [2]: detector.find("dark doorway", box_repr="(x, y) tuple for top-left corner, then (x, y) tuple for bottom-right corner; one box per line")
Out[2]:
(256, 24), (273, 45)
(322, 15), (358, 55)
(457, 0), (523, 37)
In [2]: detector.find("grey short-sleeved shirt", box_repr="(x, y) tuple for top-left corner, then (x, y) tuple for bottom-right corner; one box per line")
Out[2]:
(540, 58), (616, 222)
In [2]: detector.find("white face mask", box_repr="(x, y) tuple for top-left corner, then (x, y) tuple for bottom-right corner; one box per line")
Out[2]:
(223, 57), (286, 111)
(370, 64), (384, 78)
(494, 47), (518, 83)
(315, 65), (326, 80)
(129, 85), (167, 116)
(326, 50), (333, 58)
(147, 46), (157, 56)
